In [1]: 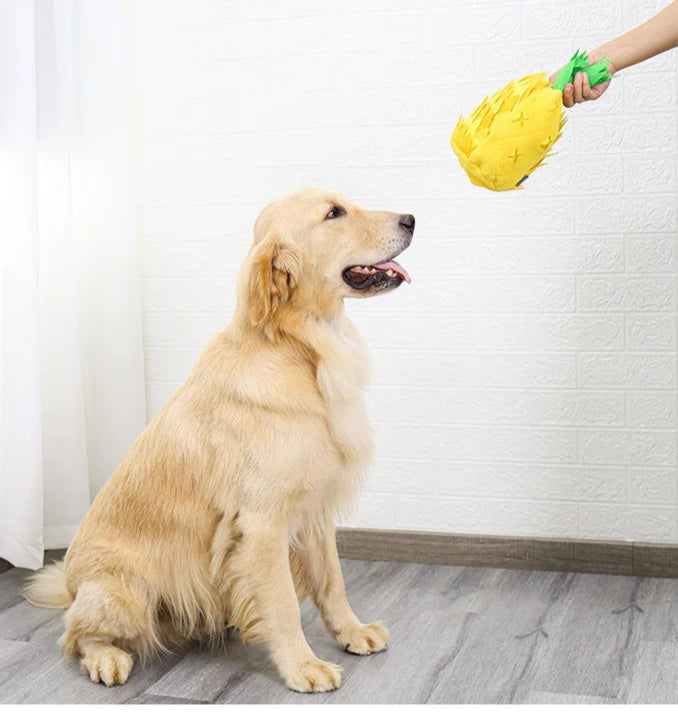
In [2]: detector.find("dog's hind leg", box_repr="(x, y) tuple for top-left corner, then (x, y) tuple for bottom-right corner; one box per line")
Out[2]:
(61, 576), (158, 686)
(76, 638), (134, 686)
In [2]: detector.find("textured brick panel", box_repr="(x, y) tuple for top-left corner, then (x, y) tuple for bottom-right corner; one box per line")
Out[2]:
(131, 0), (678, 543)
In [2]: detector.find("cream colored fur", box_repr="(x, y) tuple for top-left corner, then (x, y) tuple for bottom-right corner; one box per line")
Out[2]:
(24, 188), (412, 692)
(23, 559), (73, 610)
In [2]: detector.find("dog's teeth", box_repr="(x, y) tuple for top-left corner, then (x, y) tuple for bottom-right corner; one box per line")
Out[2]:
(386, 269), (394, 276)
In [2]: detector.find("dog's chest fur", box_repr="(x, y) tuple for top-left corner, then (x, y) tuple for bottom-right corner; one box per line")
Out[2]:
(312, 315), (374, 467)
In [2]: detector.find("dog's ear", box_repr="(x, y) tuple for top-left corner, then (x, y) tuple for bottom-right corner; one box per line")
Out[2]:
(247, 234), (301, 325)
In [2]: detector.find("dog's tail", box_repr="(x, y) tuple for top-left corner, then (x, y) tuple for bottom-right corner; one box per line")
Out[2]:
(23, 559), (73, 610)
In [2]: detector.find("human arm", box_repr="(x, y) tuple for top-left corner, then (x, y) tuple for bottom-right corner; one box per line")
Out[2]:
(596, 0), (678, 71)
(555, 0), (678, 106)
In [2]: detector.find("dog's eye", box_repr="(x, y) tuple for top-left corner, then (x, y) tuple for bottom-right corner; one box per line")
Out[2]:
(325, 206), (345, 220)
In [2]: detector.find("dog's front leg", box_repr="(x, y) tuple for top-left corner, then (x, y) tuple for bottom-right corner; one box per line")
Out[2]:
(233, 512), (342, 693)
(292, 523), (388, 656)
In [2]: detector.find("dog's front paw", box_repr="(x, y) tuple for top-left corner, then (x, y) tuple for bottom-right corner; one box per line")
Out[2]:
(285, 657), (342, 693)
(80, 645), (133, 686)
(338, 621), (389, 655)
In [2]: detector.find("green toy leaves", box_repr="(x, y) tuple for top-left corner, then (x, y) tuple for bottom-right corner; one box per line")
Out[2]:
(552, 49), (615, 93)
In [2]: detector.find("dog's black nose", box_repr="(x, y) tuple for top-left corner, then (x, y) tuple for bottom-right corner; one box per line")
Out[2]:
(399, 214), (415, 233)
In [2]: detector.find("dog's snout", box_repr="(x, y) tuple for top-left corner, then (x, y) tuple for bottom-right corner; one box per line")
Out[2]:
(398, 214), (415, 233)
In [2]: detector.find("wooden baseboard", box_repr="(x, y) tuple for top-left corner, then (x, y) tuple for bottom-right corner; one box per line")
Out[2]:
(2, 537), (675, 579)
(336, 528), (678, 579)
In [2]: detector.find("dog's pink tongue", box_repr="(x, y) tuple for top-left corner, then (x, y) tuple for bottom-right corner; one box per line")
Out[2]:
(374, 260), (411, 283)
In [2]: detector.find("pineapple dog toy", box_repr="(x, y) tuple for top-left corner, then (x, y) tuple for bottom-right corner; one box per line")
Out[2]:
(451, 50), (614, 191)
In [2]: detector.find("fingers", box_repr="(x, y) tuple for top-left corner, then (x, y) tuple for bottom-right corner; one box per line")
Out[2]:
(572, 72), (585, 103)
(563, 72), (604, 107)
(579, 72), (599, 101)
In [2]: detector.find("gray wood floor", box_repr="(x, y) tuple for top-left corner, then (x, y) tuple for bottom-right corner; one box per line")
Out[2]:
(2, 558), (678, 703)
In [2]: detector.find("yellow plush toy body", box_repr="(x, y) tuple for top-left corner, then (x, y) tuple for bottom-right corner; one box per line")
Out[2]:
(451, 51), (614, 191)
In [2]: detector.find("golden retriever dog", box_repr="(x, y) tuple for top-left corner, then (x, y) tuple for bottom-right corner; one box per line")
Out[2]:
(24, 188), (414, 693)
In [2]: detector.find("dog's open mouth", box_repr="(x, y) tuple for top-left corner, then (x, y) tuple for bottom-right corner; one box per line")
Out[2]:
(342, 260), (411, 291)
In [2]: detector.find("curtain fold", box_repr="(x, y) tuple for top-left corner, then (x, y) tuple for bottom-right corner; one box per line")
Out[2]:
(0, 0), (146, 569)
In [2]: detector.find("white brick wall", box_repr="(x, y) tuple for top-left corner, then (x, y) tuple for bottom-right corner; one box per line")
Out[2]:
(129, 0), (678, 542)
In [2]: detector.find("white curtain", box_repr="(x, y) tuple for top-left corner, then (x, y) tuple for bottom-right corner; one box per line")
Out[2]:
(0, 0), (146, 569)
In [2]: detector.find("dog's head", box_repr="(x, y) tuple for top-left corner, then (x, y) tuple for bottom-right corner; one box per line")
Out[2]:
(240, 188), (414, 328)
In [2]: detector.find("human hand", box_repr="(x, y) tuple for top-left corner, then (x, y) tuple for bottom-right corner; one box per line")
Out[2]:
(549, 52), (616, 107)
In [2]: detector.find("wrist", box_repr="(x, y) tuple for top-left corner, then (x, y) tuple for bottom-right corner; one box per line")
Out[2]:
(590, 44), (619, 72)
